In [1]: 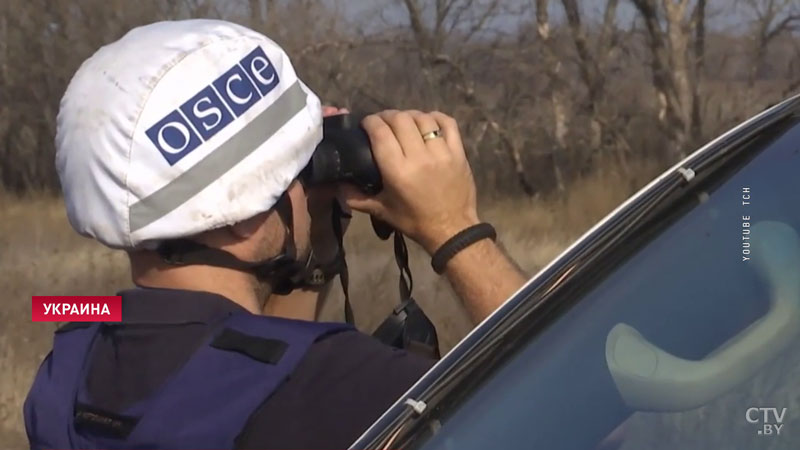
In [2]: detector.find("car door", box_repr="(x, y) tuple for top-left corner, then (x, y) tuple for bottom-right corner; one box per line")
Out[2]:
(351, 96), (800, 450)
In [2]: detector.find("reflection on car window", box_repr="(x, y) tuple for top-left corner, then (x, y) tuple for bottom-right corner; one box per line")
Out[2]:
(410, 120), (800, 450)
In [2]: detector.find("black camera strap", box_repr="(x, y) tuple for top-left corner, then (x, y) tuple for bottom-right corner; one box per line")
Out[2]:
(330, 201), (355, 324)
(369, 228), (440, 360)
(317, 203), (439, 359)
(156, 193), (438, 359)
(363, 216), (441, 359)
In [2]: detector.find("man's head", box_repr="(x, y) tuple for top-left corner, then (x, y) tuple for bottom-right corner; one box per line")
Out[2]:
(57, 19), (321, 309)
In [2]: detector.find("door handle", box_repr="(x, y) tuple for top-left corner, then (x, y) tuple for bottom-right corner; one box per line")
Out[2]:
(605, 221), (800, 411)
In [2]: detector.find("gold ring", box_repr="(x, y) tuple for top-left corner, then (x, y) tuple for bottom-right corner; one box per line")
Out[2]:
(421, 129), (443, 142)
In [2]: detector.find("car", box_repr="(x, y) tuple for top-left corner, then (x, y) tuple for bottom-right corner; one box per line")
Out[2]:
(349, 95), (800, 450)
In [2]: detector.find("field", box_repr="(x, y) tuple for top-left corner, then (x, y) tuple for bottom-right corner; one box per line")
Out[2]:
(0, 161), (660, 447)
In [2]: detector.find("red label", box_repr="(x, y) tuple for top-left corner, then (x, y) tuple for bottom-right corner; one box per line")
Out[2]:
(32, 296), (122, 322)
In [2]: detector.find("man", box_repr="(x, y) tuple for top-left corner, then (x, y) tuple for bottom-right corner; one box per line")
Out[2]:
(24, 19), (527, 449)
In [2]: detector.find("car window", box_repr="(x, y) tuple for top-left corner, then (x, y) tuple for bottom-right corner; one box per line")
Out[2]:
(402, 118), (800, 450)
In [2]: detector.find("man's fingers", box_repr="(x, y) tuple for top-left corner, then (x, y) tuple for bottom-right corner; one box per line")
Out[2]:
(430, 111), (465, 159)
(406, 110), (440, 137)
(343, 196), (384, 218)
(322, 105), (349, 118)
(361, 114), (404, 174)
(321, 106), (339, 117)
(338, 184), (385, 217)
(377, 110), (427, 158)
(408, 110), (451, 157)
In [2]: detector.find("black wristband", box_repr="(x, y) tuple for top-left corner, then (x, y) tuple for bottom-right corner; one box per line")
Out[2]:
(431, 223), (497, 274)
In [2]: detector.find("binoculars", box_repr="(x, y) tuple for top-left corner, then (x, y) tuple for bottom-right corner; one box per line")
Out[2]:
(301, 113), (441, 359)
(301, 114), (382, 195)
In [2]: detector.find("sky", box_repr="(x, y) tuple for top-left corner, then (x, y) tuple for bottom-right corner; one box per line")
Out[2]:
(322, 0), (762, 35)
(227, 0), (786, 41)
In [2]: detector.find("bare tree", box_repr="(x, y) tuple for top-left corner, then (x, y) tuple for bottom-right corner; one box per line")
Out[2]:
(739, 0), (800, 87)
(630, 0), (708, 157)
(0, 0), (796, 197)
(559, 0), (634, 172)
(398, 0), (537, 195)
(783, 37), (800, 97)
(534, 0), (568, 193)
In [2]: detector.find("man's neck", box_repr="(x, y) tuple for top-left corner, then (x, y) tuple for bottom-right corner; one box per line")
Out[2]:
(129, 251), (318, 320)
(262, 287), (323, 321)
(130, 251), (263, 314)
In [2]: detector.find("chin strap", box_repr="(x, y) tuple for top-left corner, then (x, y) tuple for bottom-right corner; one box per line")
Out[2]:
(156, 193), (322, 296)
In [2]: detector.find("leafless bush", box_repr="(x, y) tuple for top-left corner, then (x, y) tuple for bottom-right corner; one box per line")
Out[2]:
(1, 0), (798, 195)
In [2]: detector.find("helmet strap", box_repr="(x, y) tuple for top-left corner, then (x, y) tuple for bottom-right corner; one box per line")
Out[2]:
(155, 192), (312, 295)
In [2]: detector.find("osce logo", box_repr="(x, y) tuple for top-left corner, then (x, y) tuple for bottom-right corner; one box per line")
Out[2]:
(145, 46), (280, 165)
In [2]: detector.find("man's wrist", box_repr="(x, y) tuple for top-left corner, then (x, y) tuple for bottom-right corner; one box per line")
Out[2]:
(430, 223), (497, 274)
(419, 217), (481, 255)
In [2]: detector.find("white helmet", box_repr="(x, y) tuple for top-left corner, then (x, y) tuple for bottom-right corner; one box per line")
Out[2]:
(56, 19), (322, 250)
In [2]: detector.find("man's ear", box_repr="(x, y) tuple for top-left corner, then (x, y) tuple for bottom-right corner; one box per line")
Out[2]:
(230, 210), (272, 239)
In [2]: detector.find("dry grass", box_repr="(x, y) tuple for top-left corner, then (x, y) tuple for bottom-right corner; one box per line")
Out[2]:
(0, 161), (661, 447)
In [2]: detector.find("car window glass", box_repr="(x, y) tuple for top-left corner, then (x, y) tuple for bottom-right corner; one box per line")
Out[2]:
(408, 120), (800, 450)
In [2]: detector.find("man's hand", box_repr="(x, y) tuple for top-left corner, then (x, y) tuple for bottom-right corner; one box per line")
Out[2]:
(340, 110), (528, 324)
(341, 110), (479, 254)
